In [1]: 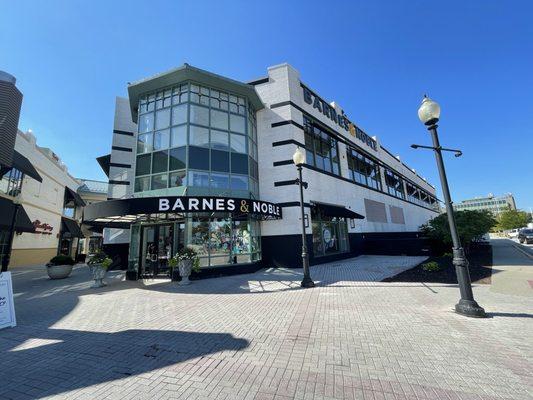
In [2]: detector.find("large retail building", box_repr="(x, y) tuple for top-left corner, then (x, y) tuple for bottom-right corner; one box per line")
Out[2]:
(85, 63), (439, 278)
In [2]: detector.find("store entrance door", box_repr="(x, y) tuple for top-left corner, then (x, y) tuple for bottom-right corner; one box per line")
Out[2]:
(140, 224), (174, 278)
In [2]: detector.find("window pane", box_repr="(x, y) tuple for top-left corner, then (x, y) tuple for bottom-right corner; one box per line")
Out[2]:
(188, 170), (210, 187)
(211, 130), (229, 150)
(169, 170), (186, 187)
(151, 173), (168, 190)
(231, 153), (248, 174)
(189, 125), (209, 147)
(171, 125), (187, 147)
(172, 104), (187, 125)
(153, 129), (170, 151)
(134, 176), (150, 192)
(230, 133), (246, 153)
(155, 108), (170, 130)
(137, 133), (153, 154)
(136, 154), (151, 176)
(169, 147), (186, 171)
(210, 173), (229, 189)
(211, 150), (229, 172)
(139, 113), (154, 133)
(188, 146), (210, 170)
(152, 150), (168, 174)
(230, 114), (245, 134)
(190, 104), (209, 126)
(210, 109), (228, 130)
(230, 175), (248, 190)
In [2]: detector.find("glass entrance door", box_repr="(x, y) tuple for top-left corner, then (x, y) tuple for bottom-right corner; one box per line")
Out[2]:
(140, 224), (174, 277)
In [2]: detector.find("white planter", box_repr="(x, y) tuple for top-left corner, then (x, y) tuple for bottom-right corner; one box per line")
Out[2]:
(178, 260), (193, 285)
(46, 264), (73, 280)
(89, 264), (107, 288)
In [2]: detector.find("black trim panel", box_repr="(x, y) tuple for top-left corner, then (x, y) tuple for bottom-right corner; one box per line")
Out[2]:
(273, 160), (293, 167)
(248, 77), (269, 85)
(112, 146), (133, 152)
(109, 162), (132, 168)
(271, 120), (305, 131)
(108, 180), (130, 185)
(272, 139), (305, 148)
(113, 129), (134, 136)
(277, 201), (312, 208)
(270, 100), (306, 115)
(274, 179), (298, 187)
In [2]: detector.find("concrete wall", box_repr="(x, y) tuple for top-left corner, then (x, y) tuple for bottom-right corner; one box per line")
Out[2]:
(254, 64), (438, 238)
(10, 130), (81, 267)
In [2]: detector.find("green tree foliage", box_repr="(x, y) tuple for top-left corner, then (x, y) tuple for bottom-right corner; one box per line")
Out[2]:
(421, 210), (496, 253)
(496, 209), (532, 230)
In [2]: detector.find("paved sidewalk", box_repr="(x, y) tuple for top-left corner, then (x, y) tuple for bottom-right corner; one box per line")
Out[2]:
(1, 255), (532, 400)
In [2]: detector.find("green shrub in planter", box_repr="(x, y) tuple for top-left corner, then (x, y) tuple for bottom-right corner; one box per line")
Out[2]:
(49, 255), (75, 266)
(175, 247), (201, 273)
(421, 261), (441, 272)
(87, 252), (108, 265)
(101, 257), (113, 270)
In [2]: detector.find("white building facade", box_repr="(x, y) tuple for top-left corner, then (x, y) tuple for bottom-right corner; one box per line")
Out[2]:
(86, 64), (438, 278)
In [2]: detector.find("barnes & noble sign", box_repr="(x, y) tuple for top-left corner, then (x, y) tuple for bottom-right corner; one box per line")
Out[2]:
(302, 85), (378, 151)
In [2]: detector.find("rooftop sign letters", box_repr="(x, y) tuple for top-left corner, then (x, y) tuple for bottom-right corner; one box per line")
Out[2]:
(302, 86), (378, 151)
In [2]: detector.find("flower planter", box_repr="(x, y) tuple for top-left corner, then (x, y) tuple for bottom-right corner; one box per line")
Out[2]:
(178, 259), (193, 285)
(89, 263), (107, 288)
(46, 264), (73, 280)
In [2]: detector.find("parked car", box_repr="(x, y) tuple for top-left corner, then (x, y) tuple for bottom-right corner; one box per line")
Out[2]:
(507, 229), (520, 238)
(518, 229), (533, 244)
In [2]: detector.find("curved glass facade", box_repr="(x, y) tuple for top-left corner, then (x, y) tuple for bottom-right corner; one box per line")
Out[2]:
(129, 81), (261, 273)
(134, 82), (259, 198)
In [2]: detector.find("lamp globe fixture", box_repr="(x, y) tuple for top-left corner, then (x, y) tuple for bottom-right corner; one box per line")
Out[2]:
(417, 95), (441, 125)
(293, 147), (306, 166)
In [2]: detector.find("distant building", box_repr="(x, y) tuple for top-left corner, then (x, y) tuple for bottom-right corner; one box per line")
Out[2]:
(454, 193), (516, 215)
(77, 179), (108, 257)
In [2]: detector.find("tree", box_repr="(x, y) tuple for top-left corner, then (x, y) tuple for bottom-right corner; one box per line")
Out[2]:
(421, 210), (496, 253)
(496, 209), (532, 230)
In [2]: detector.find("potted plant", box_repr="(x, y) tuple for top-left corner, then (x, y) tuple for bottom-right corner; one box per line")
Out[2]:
(46, 255), (75, 279)
(87, 252), (112, 288)
(168, 256), (180, 281)
(173, 247), (200, 285)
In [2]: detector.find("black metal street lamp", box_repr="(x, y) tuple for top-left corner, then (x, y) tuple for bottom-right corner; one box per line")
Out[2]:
(415, 95), (486, 318)
(293, 147), (315, 288)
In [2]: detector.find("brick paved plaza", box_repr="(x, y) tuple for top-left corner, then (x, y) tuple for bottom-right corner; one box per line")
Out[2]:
(1, 250), (531, 400)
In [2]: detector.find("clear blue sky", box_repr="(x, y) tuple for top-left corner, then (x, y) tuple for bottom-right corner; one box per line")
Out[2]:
(1, 1), (532, 210)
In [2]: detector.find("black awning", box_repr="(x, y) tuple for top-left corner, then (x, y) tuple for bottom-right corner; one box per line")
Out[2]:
(65, 186), (86, 207)
(0, 197), (35, 233)
(97, 154), (111, 177)
(61, 217), (84, 238)
(311, 201), (365, 219)
(12, 150), (43, 182)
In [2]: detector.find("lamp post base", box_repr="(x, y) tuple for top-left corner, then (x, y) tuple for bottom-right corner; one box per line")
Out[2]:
(301, 276), (315, 288)
(455, 299), (487, 318)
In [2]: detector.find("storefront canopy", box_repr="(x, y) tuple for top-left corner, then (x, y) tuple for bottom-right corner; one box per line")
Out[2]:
(83, 195), (283, 228)
(60, 217), (84, 238)
(0, 197), (35, 233)
(64, 186), (86, 207)
(311, 201), (365, 220)
(12, 150), (42, 182)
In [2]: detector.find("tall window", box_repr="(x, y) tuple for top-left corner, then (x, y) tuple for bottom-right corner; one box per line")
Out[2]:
(134, 82), (258, 197)
(303, 116), (340, 175)
(407, 181), (438, 209)
(347, 149), (382, 190)
(0, 168), (23, 197)
(384, 169), (405, 199)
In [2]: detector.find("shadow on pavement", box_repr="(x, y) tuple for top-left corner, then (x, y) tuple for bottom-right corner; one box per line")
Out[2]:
(0, 327), (249, 399)
(487, 312), (533, 319)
